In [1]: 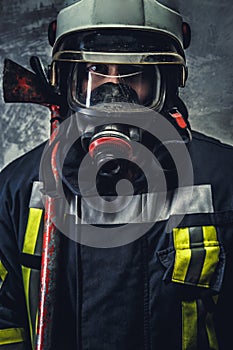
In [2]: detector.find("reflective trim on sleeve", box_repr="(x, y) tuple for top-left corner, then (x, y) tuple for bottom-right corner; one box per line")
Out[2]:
(0, 328), (25, 345)
(22, 208), (43, 255)
(21, 207), (43, 347)
(29, 181), (44, 209)
(182, 300), (197, 350)
(0, 260), (8, 288)
(21, 265), (34, 347)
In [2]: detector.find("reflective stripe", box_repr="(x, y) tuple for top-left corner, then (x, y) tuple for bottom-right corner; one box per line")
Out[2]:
(0, 328), (25, 345)
(33, 182), (216, 225)
(199, 226), (220, 287)
(182, 301), (197, 350)
(172, 228), (191, 283)
(205, 312), (219, 350)
(21, 207), (43, 347)
(22, 208), (43, 255)
(182, 298), (219, 350)
(172, 226), (220, 288)
(205, 296), (219, 350)
(0, 260), (8, 288)
(77, 184), (214, 225)
(34, 182), (214, 220)
(29, 181), (44, 209)
(21, 265), (34, 346)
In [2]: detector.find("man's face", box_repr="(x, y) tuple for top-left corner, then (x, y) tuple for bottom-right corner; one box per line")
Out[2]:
(69, 62), (162, 109)
(82, 63), (151, 104)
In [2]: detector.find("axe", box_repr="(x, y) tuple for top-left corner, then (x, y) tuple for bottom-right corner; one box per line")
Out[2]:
(3, 56), (61, 350)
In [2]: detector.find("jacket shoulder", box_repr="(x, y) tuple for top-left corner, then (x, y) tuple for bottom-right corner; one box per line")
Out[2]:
(191, 130), (233, 165)
(192, 130), (233, 150)
(190, 130), (233, 214)
(0, 142), (46, 186)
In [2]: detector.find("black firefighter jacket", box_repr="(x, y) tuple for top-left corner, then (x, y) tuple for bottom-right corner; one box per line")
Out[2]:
(0, 130), (233, 350)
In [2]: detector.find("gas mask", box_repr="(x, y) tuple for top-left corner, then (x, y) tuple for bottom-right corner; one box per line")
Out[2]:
(67, 62), (169, 173)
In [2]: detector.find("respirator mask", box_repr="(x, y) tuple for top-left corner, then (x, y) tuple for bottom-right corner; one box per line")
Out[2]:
(67, 62), (167, 174)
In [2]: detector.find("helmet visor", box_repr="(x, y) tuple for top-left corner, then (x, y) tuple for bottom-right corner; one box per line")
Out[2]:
(68, 63), (164, 110)
(53, 29), (185, 64)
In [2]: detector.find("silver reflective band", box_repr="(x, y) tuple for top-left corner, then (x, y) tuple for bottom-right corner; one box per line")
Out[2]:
(69, 184), (214, 225)
(29, 181), (44, 209)
(32, 184), (210, 226)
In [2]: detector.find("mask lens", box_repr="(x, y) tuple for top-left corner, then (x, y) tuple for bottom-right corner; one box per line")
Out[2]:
(68, 63), (163, 109)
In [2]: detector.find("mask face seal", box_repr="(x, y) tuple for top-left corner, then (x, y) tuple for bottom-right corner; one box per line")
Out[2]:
(68, 63), (165, 110)
(66, 62), (186, 180)
(67, 62), (165, 175)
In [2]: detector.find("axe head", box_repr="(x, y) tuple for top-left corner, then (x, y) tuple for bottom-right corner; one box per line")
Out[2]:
(3, 58), (59, 106)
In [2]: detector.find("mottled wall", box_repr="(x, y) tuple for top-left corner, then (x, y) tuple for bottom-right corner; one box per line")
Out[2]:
(180, 0), (233, 146)
(0, 0), (233, 170)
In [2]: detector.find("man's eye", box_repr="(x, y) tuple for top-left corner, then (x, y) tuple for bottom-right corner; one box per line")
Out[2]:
(87, 64), (108, 75)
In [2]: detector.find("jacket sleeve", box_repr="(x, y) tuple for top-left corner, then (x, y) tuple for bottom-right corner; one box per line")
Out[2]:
(0, 343), (26, 350)
(0, 168), (31, 349)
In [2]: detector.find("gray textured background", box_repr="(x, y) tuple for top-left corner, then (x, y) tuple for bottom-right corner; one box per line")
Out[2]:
(0, 0), (233, 170)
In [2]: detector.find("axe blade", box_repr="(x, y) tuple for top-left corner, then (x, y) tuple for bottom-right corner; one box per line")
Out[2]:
(3, 58), (58, 106)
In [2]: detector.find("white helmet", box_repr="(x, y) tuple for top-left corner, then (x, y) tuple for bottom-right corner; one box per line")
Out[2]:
(48, 0), (191, 111)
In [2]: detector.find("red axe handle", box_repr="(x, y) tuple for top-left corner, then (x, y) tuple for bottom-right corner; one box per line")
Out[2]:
(3, 58), (62, 349)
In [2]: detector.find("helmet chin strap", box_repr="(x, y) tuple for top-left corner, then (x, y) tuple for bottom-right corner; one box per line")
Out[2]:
(168, 107), (192, 144)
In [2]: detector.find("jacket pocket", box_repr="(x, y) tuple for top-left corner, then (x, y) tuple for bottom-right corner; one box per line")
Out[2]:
(157, 226), (226, 293)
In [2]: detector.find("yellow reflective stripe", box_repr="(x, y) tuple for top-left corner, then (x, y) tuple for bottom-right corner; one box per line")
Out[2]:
(0, 260), (8, 282)
(21, 207), (43, 347)
(0, 328), (25, 345)
(205, 312), (219, 350)
(199, 226), (220, 287)
(182, 301), (197, 350)
(172, 228), (191, 283)
(205, 296), (219, 350)
(21, 265), (34, 345)
(22, 208), (43, 255)
(35, 309), (39, 342)
(202, 226), (218, 242)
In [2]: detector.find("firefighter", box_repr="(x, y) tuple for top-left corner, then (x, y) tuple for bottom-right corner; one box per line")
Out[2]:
(1, 0), (233, 349)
